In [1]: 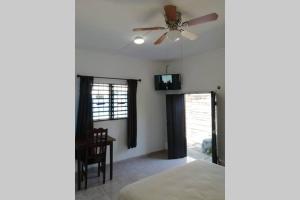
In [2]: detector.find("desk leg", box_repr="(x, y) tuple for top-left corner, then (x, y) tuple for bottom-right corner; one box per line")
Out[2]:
(110, 143), (113, 180)
(77, 159), (81, 190)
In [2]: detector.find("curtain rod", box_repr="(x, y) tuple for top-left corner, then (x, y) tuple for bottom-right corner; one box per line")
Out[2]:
(77, 75), (141, 82)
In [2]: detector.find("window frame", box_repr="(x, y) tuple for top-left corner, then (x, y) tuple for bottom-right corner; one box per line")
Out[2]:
(92, 83), (128, 122)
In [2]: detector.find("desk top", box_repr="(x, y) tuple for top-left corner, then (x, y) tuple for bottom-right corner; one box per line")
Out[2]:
(107, 135), (116, 142)
(75, 135), (116, 149)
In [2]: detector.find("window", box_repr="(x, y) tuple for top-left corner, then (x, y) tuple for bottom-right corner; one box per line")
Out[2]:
(91, 83), (128, 121)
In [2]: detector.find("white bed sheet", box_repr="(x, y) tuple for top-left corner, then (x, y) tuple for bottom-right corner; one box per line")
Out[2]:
(119, 160), (225, 200)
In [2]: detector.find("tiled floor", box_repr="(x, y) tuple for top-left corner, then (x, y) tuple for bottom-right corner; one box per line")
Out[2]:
(75, 151), (198, 200)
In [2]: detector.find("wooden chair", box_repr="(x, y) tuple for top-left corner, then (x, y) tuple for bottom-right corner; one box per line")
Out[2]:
(81, 128), (108, 189)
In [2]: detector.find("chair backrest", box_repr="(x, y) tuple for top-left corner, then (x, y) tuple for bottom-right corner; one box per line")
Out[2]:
(85, 128), (108, 162)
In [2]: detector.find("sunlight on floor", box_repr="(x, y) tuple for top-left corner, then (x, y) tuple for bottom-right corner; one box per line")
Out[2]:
(186, 156), (196, 163)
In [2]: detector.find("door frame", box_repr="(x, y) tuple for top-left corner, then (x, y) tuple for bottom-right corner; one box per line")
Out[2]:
(182, 91), (218, 164)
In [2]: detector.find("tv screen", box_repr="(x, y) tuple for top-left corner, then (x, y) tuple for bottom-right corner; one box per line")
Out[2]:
(154, 74), (181, 90)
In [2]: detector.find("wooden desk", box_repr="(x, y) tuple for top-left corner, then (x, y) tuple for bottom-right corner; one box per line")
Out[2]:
(76, 135), (116, 190)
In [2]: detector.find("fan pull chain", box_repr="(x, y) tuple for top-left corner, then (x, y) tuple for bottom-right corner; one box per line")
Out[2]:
(180, 39), (183, 69)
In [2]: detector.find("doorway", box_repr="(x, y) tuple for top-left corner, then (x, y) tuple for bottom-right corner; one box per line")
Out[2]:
(185, 93), (214, 162)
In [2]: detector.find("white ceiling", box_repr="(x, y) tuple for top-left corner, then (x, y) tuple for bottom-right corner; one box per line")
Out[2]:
(76, 0), (224, 61)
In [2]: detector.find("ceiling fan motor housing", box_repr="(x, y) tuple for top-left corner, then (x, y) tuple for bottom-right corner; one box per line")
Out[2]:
(165, 12), (182, 30)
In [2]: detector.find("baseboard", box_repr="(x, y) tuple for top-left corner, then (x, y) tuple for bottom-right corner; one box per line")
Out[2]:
(75, 149), (167, 173)
(113, 149), (167, 165)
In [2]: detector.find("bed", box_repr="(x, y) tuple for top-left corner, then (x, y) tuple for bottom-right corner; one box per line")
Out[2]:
(119, 160), (225, 200)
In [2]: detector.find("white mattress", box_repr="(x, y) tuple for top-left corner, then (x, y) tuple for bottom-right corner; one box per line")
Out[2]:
(119, 160), (225, 200)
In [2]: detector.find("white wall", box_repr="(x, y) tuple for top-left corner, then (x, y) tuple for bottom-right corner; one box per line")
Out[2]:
(165, 48), (225, 162)
(76, 47), (225, 164)
(76, 49), (166, 162)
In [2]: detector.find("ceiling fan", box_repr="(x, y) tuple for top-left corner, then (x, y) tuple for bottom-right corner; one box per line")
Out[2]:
(132, 5), (218, 45)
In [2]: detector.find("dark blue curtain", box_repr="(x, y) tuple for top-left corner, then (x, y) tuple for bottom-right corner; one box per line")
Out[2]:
(166, 94), (187, 159)
(127, 79), (137, 148)
(76, 76), (94, 139)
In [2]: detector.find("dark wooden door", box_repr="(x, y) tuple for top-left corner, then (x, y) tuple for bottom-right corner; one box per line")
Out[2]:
(211, 91), (218, 164)
(166, 94), (187, 159)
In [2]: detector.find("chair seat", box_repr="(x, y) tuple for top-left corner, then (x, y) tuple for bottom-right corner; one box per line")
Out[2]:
(86, 154), (105, 164)
(77, 152), (105, 163)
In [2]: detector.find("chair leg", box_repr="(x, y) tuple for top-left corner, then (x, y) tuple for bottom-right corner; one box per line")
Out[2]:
(77, 160), (81, 190)
(85, 164), (88, 189)
(81, 163), (84, 182)
(98, 162), (100, 177)
(102, 162), (106, 184)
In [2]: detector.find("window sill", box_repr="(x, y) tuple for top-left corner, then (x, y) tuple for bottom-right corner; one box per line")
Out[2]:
(93, 118), (127, 122)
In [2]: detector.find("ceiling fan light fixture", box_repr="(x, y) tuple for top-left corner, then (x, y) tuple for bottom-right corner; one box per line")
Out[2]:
(167, 30), (181, 42)
(133, 36), (144, 45)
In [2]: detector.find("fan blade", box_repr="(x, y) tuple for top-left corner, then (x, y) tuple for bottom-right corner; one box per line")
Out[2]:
(181, 30), (198, 40)
(154, 32), (168, 45)
(164, 5), (177, 21)
(133, 27), (166, 31)
(183, 13), (218, 26)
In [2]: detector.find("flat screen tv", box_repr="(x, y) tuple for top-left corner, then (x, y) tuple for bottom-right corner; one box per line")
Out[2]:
(154, 74), (181, 90)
